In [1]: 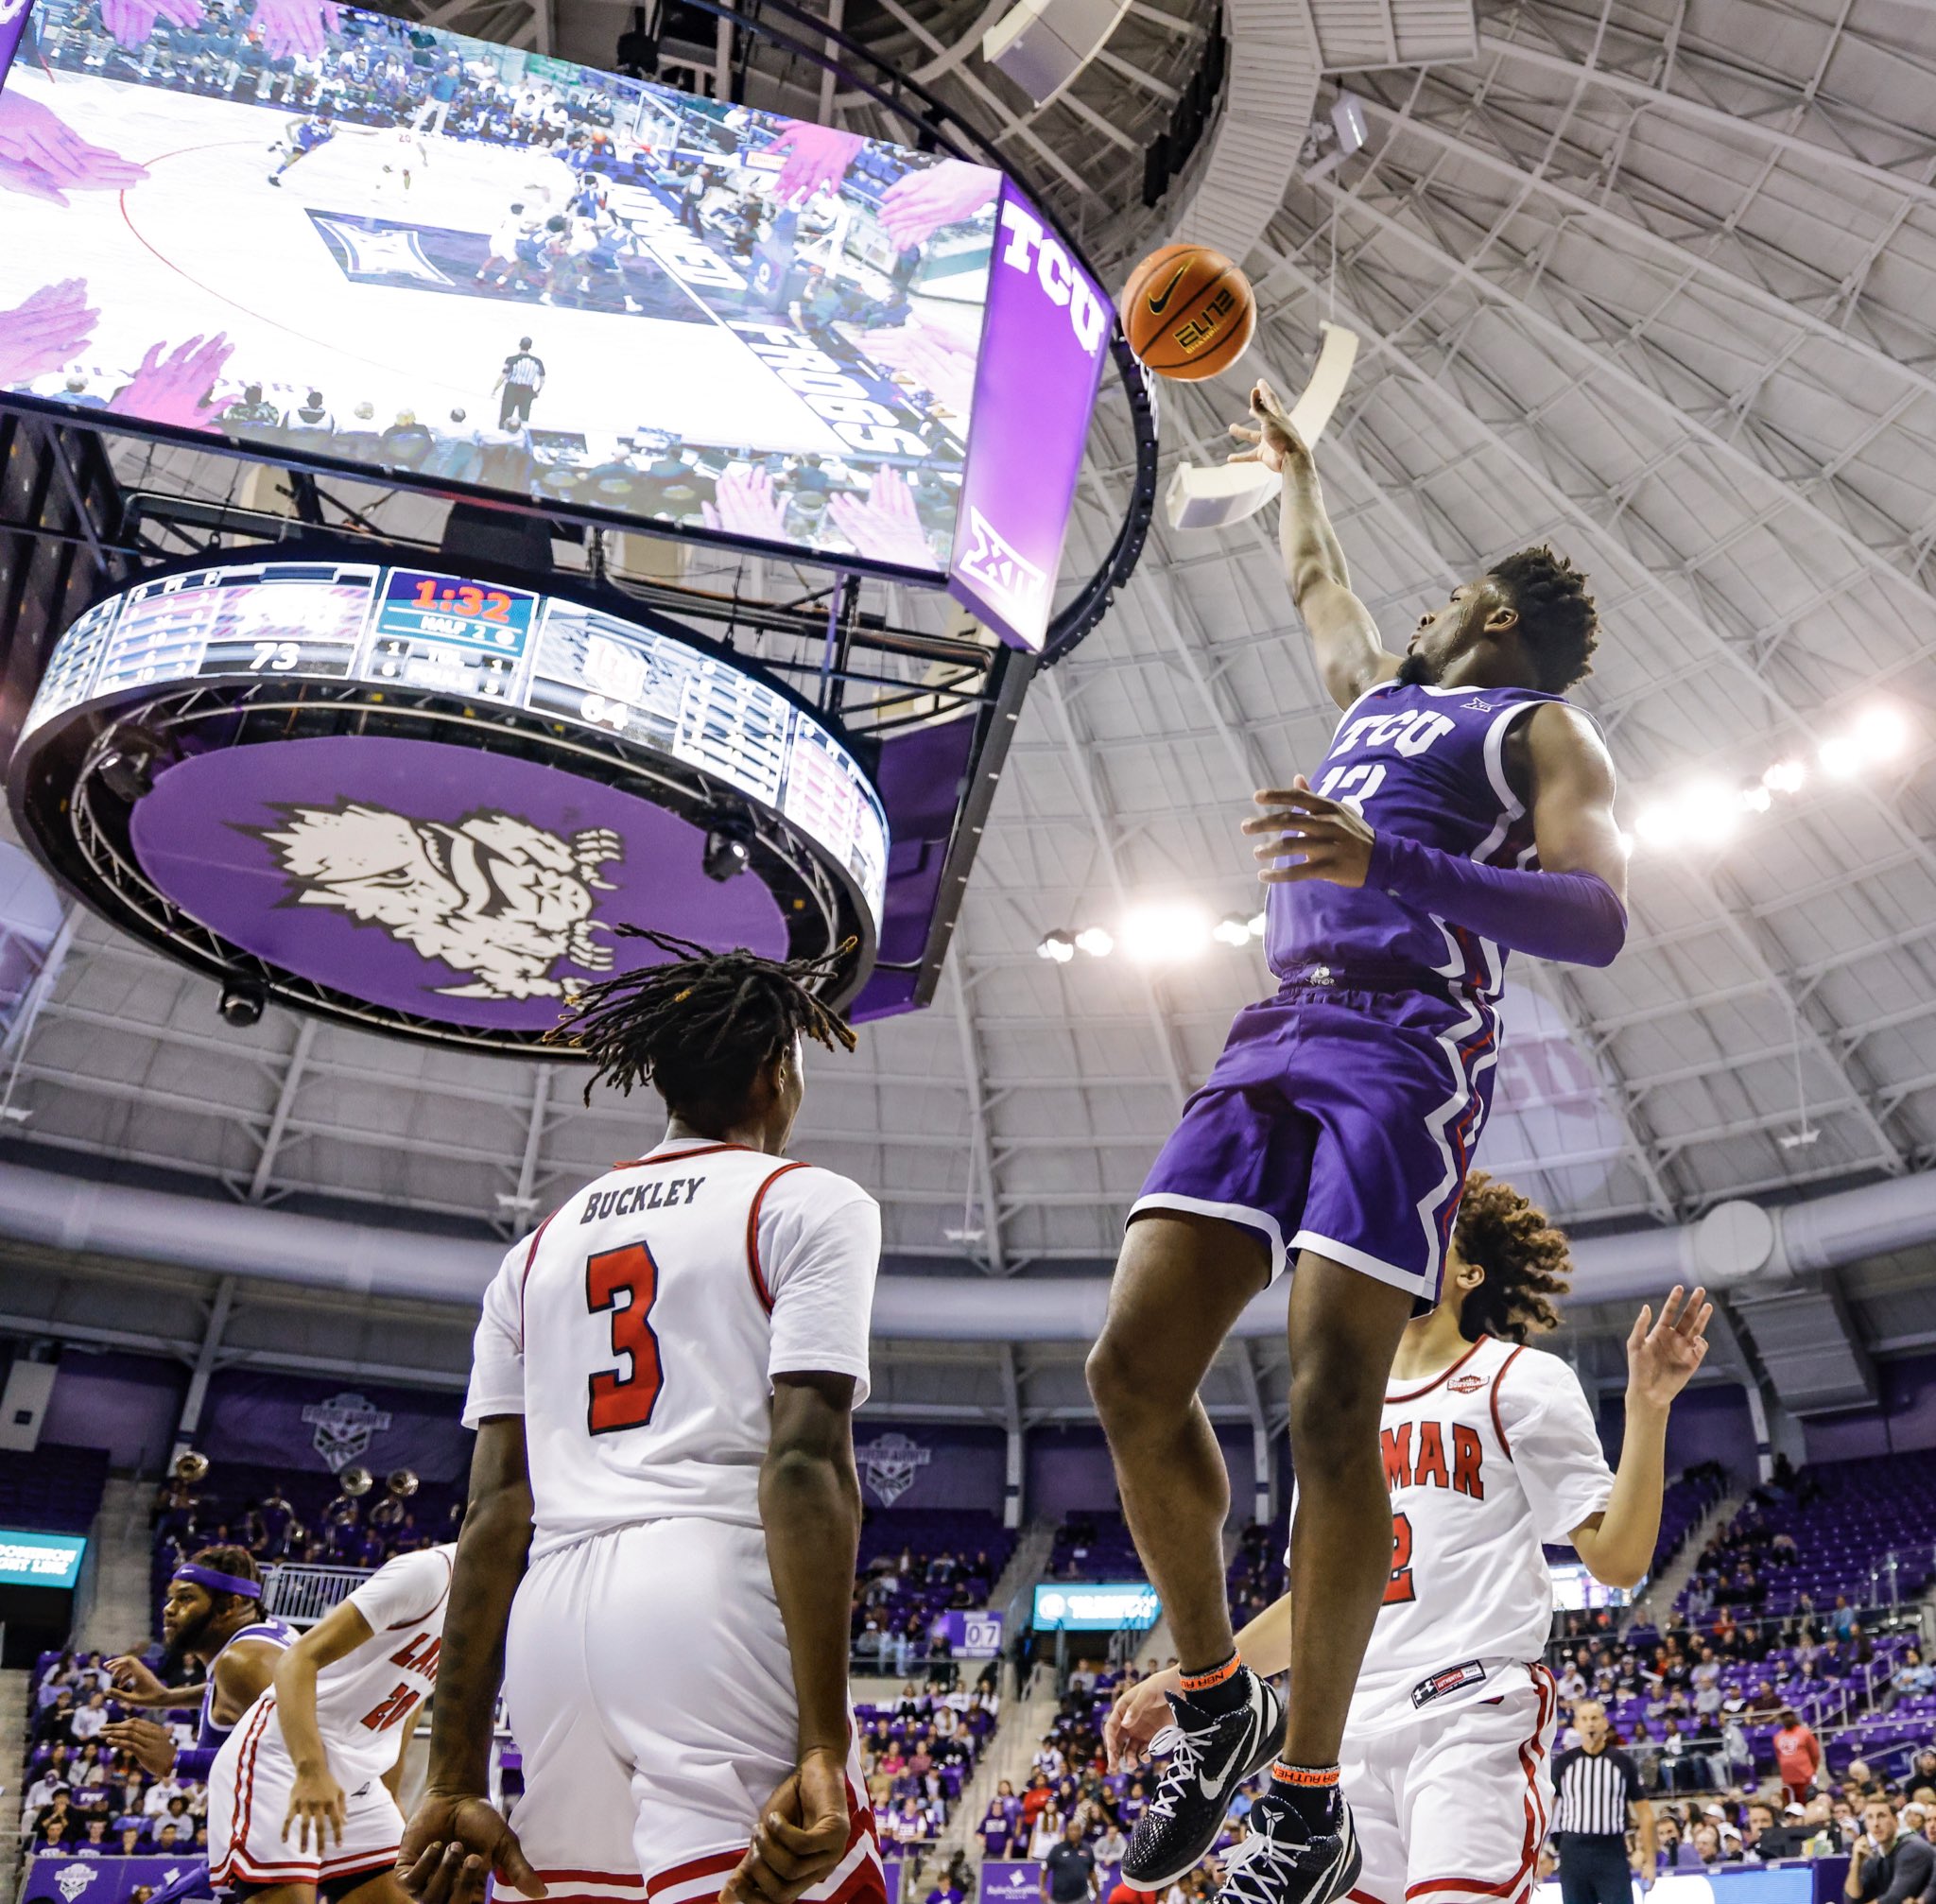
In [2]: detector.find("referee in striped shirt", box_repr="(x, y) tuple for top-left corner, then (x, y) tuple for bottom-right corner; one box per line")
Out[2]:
(1552, 1701), (1656, 1904)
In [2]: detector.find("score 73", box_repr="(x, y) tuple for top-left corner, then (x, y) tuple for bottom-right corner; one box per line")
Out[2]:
(250, 641), (300, 671)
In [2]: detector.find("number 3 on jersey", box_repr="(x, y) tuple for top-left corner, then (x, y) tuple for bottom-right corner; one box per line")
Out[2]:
(586, 1241), (664, 1433)
(1384, 1511), (1416, 1604)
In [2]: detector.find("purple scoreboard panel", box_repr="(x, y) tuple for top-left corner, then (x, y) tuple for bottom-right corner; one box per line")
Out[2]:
(0, 0), (1107, 622)
(8, 551), (908, 1049)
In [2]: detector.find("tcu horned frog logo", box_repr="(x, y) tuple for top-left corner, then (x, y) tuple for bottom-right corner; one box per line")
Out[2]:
(249, 800), (623, 1001)
(302, 1392), (392, 1472)
(856, 1431), (931, 1507)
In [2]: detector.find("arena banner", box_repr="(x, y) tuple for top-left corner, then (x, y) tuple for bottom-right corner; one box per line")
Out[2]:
(21, 1854), (211, 1904)
(1530, 1870), (1818, 1904)
(202, 1370), (471, 1482)
(946, 182), (1111, 652)
(978, 1862), (1040, 1904)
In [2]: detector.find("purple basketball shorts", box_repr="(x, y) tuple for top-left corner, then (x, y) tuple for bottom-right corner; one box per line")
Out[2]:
(1131, 978), (1502, 1302)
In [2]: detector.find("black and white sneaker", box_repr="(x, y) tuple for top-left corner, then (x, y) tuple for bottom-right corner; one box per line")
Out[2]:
(1215, 1791), (1360, 1904)
(1121, 1671), (1286, 1890)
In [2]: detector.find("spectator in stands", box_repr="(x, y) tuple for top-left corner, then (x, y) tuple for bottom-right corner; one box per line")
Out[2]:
(34, 1688), (78, 1748)
(980, 1788), (1016, 1858)
(26, 1787), (73, 1843)
(1690, 1824), (1725, 1867)
(1750, 1678), (1784, 1717)
(37, 1816), (73, 1855)
(1846, 1798), (1936, 1904)
(76, 1817), (112, 1857)
(71, 1691), (109, 1743)
(1775, 1707), (1823, 1804)
(116, 1820), (144, 1855)
(1030, 1800), (1068, 1861)
(153, 1821), (183, 1856)
(1894, 1651), (1933, 1696)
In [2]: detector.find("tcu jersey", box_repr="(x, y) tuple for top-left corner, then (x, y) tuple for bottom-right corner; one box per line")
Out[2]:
(1294, 1334), (1613, 1735)
(1267, 680), (1567, 998)
(198, 1616), (295, 1752)
(464, 1137), (880, 1559)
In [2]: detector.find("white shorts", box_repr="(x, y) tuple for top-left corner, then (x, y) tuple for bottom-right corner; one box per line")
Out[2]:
(209, 1693), (405, 1892)
(504, 1517), (884, 1904)
(1342, 1667), (1558, 1904)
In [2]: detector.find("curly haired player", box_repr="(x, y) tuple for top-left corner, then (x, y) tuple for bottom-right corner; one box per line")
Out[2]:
(398, 932), (886, 1904)
(1105, 1174), (1707, 1904)
(1089, 382), (1634, 1904)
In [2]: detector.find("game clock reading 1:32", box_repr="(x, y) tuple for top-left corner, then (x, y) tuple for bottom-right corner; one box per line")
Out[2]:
(373, 568), (540, 657)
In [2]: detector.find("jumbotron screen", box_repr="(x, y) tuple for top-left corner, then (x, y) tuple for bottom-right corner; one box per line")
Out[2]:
(21, 555), (890, 925)
(0, 0), (1109, 631)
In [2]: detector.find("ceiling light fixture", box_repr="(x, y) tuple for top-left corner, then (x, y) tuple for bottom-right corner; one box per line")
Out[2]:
(1074, 926), (1115, 959)
(1212, 912), (1253, 947)
(1123, 903), (1210, 963)
(1036, 930), (1077, 964)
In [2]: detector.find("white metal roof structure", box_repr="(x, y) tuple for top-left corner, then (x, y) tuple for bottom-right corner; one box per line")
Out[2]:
(4, 0), (1936, 1445)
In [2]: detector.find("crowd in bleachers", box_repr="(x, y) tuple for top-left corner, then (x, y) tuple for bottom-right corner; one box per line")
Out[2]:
(851, 1511), (1014, 1673)
(20, 1647), (213, 1865)
(857, 1678), (1003, 1855)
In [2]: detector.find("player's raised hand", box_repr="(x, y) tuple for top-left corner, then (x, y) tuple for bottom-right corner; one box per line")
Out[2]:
(101, 1716), (180, 1778)
(1227, 379), (1310, 475)
(105, 1653), (170, 1703)
(762, 121), (864, 206)
(250, 0), (340, 64)
(875, 159), (997, 252)
(727, 1748), (850, 1904)
(397, 1794), (545, 1904)
(1625, 1285), (1711, 1413)
(108, 332), (235, 428)
(830, 469), (932, 568)
(1242, 775), (1374, 889)
(284, 1761), (348, 1854)
(0, 280), (100, 385)
(1103, 1667), (1179, 1772)
(0, 93), (150, 203)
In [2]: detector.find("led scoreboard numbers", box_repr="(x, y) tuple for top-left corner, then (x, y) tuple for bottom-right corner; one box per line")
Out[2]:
(23, 558), (889, 927)
(369, 570), (539, 701)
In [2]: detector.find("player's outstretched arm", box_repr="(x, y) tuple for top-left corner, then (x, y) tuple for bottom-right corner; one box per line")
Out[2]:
(1232, 378), (1395, 710)
(399, 1417), (543, 1904)
(274, 1597), (379, 1853)
(1104, 1593), (1293, 1770)
(1570, 1286), (1712, 1590)
(730, 1372), (862, 1904)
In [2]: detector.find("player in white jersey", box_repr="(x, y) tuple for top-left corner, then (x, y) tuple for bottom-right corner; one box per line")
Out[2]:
(206, 1543), (456, 1900)
(398, 933), (884, 1904)
(1106, 1174), (1707, 1904)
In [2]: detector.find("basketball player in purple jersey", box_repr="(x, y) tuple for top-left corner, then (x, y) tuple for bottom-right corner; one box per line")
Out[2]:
(1090, 380), (1629, 1904)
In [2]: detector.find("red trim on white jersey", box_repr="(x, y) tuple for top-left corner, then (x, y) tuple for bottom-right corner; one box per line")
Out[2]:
(1387, 1336), (1491, 1405)
(612, 1144), (757, 1170)
(1489, 1345), (1529, 1462)
(1402, 1665), (1556, 1904)
(517, 1210), (561, 1348)
(745, 1161), (814, 1315)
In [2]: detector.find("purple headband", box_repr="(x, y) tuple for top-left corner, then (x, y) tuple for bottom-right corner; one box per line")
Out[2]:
(172, 1562), (261, 1599)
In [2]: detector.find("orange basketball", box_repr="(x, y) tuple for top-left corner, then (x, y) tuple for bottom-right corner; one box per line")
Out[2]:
(1119, 244), (1256, 381)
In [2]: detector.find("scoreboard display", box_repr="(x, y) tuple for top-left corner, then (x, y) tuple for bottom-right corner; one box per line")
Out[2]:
(21, 557), (889, 927)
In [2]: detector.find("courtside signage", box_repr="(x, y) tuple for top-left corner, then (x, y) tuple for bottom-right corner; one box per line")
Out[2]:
(0, 1528), (86, 1587)
(1030, 1582), (1160, 1630)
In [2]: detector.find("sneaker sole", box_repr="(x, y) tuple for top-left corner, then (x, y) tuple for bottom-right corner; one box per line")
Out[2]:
(1120, 1682), (1288, 1892)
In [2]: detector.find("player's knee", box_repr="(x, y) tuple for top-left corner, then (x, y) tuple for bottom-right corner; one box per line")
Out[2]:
(1085, 1326), (1173, 1436)
(1287, 1345), (1385, 1472)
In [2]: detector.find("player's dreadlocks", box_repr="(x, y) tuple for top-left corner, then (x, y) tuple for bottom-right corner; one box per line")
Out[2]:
(1452, 1170), (1572, 1344)
(549, 928), (857, 1114)
(1488, 545), (1599, 692)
